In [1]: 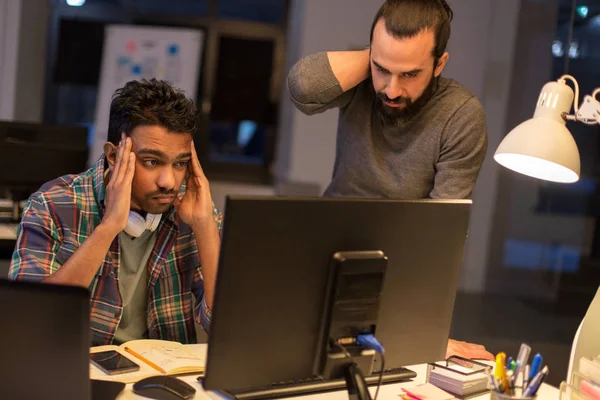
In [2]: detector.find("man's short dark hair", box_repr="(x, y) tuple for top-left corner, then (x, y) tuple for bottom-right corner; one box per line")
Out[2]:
(107, 78), (200, 145)
(369, 0), (453, 62)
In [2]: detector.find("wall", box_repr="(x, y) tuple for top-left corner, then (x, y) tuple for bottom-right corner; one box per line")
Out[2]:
(0, 0), (49, 122)
(445, 0), (524, 292)
(0, 0), (21, 120)
(13, 0), (49, 122)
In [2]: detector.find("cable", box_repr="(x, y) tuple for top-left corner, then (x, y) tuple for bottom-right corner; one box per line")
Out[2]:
(332, 339), (353, 360)
(593, 88), (600, 103)
(357, 334), (386, 400)
(374, 352), (385, 400)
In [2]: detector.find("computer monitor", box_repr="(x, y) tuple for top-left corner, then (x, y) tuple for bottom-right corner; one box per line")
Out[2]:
(0, 120), (89, 213)
(0, 279), (91, 400)
(202, 196), (472, 397)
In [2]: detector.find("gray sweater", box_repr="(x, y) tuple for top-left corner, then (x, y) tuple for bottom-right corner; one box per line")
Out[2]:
(287, 52), (488, 199)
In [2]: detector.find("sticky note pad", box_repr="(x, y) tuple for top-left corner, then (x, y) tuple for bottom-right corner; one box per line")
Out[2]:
(403, 383), (456, 400)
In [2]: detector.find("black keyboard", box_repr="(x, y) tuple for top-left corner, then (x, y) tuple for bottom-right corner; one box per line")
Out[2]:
(219, 367), (416, 399)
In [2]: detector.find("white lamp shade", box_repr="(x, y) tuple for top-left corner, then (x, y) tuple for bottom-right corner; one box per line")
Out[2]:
(494, 79), (581, 183)
(494, 117), (580, 183)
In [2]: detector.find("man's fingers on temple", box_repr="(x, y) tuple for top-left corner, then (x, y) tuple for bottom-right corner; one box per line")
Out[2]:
(126, 153), (135, 181)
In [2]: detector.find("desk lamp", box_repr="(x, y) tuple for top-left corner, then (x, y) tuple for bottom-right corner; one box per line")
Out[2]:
(494, 75), (600, 183)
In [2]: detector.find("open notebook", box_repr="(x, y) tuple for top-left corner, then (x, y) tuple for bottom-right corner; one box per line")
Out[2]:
(90, 340), (207, 384)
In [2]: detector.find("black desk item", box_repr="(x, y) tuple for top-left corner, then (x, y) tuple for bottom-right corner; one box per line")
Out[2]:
(0, 279), (90, 400)
(133, 376), (196, 400)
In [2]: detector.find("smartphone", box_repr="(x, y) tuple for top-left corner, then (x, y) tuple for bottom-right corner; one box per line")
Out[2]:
(90, 350), (140, 375)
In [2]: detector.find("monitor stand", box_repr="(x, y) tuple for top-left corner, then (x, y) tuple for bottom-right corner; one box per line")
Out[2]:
(344, 362), (373, 400)
(200, 251), (416, 400)
(317, 251), (389, 400)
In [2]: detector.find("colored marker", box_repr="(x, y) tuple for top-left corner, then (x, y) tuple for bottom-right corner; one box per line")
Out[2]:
(530, 353), (543, 380)
(523, 365), (549, 397)
(495, 352), (508, 391)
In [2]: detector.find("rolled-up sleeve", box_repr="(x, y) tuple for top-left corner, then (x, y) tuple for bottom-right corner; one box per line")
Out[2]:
(287, 52), (356, 115)
(192, 203), (223, 332)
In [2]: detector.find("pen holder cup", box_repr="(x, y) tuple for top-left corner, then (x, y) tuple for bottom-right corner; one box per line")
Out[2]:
(491, 392), (536, 400)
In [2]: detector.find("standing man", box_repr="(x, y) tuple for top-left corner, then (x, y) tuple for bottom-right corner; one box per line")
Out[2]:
(288, 0), (492, 359)
(10, 79), (221, 346)
(288, 0), (487, 200)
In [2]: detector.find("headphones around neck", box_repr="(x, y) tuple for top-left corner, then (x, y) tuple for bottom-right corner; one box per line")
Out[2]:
(124, 211), (162, 238)
(103, 166), (162, 238)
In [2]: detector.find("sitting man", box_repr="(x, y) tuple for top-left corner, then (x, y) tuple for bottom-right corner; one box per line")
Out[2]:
(9, 79), (221, 346)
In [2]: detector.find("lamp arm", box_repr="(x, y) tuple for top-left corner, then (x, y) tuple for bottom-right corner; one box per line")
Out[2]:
(559, 75), (580, 114)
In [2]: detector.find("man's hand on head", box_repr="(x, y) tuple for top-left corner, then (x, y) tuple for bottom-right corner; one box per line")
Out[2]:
(101, 133), (135, 236)
(446, 339), (494, 361)
(173, 141), (216, 233)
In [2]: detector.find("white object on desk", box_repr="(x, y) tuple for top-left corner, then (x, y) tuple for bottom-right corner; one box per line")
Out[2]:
(113, 364), (560, 400)
(567, 286), (600, 383)
(0, 223), (18, 240)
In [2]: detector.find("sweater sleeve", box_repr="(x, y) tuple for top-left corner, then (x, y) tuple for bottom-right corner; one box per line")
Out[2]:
(430, 96), (488, 199)
(287, 52), (356, 115)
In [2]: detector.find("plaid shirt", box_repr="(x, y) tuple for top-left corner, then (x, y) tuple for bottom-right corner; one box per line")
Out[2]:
(9, 156), (222, 346)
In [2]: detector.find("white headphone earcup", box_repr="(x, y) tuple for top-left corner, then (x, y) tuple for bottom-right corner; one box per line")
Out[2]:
(124, 211), (146, 238)
(145, 213), (161, 232)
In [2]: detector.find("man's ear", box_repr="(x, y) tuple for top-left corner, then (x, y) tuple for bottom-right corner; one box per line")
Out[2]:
(103, 142), (118, 170)
(434, 52), (449, 77)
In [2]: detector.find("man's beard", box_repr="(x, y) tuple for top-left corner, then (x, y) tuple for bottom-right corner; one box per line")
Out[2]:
(373, 73), (438, 128)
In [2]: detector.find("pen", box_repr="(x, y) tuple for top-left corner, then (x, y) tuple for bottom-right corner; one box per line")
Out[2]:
(510, 360), (517, 371)
(530, 353), (543, 380)
(506, 370), (515, 395)
(514, 343), (531, 379)
(507, 356), (513, 368)
(514, 370), (524, 397)
(124, 346), (167, 374)
(486, 370), (500, 392)
(524, 364), (530, 392)
(523, 365), (549, 397)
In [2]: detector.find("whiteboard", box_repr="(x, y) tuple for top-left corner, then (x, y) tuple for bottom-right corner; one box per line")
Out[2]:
(90, 24), (204, 165)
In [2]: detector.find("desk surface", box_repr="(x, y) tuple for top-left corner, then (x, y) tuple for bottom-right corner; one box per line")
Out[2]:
(113, 364), (560, 400)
